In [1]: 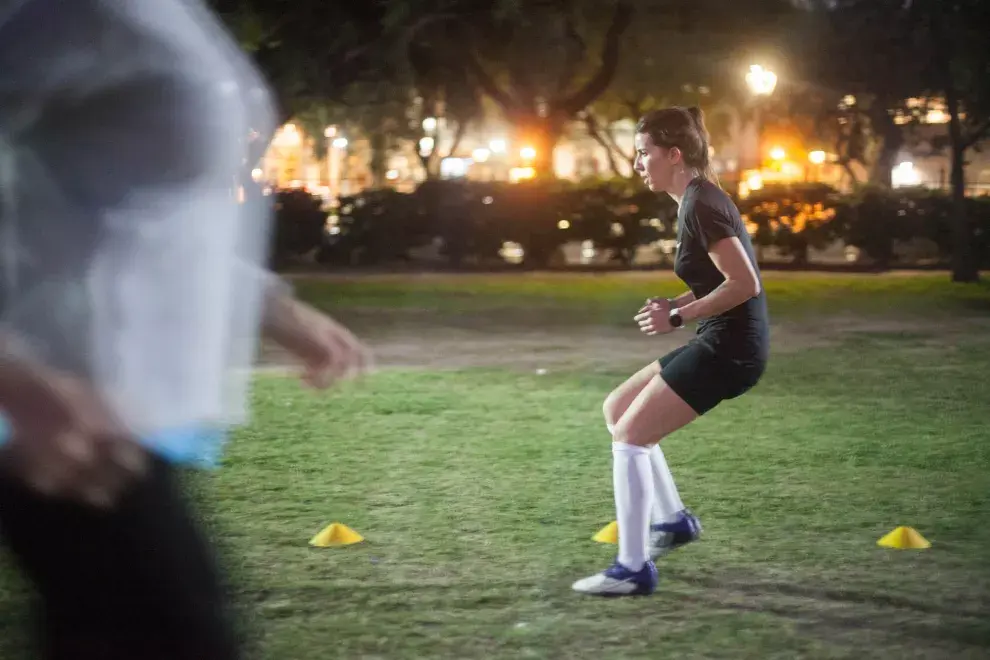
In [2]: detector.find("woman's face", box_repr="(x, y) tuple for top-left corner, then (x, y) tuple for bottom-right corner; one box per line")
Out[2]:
(633, 131), (680, 193)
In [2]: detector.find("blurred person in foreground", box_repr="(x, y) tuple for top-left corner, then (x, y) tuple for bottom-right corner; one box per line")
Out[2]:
(0, 0), (371, 658)
(572, 106), (769, 597)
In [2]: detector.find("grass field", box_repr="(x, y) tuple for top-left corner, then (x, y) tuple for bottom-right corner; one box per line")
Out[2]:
(2, 271), (990, 659)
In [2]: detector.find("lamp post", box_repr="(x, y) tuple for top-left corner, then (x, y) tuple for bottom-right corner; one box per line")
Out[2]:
(809, 149), (826, 182)
(745, 65), (777, 173)
(324, 125), (348, 204)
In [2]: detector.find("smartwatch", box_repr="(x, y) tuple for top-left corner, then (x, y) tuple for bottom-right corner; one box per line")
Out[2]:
(669, 308), (684, 329)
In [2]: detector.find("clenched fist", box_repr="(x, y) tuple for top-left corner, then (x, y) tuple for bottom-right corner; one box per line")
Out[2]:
(634, 298), (675, 336)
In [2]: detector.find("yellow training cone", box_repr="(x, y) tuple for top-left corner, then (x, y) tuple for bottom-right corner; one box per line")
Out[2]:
(593, 521), (618, 544)
(877, 526), (931, 549)
(310, 522), (364, 548)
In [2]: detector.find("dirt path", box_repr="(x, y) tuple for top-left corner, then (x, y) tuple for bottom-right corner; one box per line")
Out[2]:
(257, 313), (990, 372)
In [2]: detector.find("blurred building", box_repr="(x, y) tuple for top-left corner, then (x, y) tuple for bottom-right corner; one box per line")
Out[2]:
(257, 94), (990, 202)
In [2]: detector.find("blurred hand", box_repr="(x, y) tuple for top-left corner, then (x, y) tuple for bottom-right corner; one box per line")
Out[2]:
(264, 296), (373, 388)
(634, 299), (674, 336)
(643, 297), (671, 313)
(0, 362), (148, 508)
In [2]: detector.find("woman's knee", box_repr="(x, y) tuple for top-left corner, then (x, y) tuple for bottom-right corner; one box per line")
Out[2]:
(613, 376), (699, 447)
(603, 363), (659, 427)
(602, 390), (623, 429)
(612, 417), (662, 448)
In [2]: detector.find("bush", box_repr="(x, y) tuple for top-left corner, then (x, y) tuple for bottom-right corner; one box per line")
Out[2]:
(830, 186), (990, 268)
(270, 189), (329, 267)
(298, 177), (990, 270)
(317, 188), (434, 266)
(735, 182), (844, 265)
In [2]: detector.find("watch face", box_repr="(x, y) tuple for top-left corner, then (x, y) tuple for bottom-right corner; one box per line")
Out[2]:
(669, 312), (682, 328)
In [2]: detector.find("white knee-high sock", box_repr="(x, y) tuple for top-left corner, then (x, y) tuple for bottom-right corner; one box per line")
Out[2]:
(608, 424), (683, 526)
(649, 445), (685, 525)
(612, 441), (653, 571)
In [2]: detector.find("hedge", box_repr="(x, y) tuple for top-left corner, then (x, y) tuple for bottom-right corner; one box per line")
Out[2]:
(266, 179), (990, 269)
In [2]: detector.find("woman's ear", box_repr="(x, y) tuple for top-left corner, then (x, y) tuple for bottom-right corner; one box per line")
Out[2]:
(668, 146), (682, 164)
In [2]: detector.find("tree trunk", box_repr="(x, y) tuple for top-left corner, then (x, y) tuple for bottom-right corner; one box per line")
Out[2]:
(369, 132), (387, 189)
(464, 2), (633, 181)
(947, 96), (978, 282)
(933, 10), (979, 283)
(869, 110), (903, 188)
(515, 115), (565, 179)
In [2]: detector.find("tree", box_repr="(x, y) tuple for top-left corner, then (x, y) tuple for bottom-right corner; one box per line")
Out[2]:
(923, 0), (990, 282)
(210, 0), (390, 120)
(406, 36), (484, 179)
(797, 0), (989, 282)
(792, 1), (929, 188)
(585, 0), (798, 178)
(582, 15), (718, 178)
(457, 0), (636, 178)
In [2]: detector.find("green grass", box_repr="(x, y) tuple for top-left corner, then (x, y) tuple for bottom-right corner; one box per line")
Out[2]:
(292, 271), (990, 329)
(2, 272), (990, 658)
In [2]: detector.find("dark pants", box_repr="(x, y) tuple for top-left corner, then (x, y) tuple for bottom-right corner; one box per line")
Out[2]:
(0, 457), (240, 660)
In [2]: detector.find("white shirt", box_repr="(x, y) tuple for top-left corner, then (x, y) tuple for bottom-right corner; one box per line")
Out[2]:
(0, 0), (279, 455)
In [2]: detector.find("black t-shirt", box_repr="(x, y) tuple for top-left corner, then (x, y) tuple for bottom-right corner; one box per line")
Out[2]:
(674, 177), (770, 366)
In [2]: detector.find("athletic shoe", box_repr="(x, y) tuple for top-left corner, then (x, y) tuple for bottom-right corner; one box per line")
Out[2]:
(649, 509), (702, 560)
(571, 559), (659, 596)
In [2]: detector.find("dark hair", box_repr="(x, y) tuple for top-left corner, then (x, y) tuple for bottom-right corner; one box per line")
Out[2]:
(635, 106), (720, 187)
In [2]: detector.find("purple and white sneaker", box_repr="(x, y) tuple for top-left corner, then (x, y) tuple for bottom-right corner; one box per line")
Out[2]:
(649, 509), (702, 560)
(572, 560), (659, 596)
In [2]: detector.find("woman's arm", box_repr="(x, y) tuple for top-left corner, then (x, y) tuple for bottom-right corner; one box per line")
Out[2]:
(677, 236), (761, 322)
(667, 291), (697, 308)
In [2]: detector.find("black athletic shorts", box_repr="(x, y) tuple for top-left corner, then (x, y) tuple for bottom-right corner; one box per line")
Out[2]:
(0, 456), (241, 660)
(658, 338), (766, 415)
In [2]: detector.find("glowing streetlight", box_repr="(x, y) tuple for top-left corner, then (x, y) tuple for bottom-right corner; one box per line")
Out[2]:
(490, 138), (507, 154)
(809, 150), (826, 165)
(746, 64), (777, 96)
(770, 146), (786, 161)
(892, 161), (921, 188)
(746, 172), (764, 192)
(332, 137), (348, 149)
(274, 123), (302, 147)
(472, 148), (491, 163)
(422, 117), (438, 133)
(509, 167), (536, 182)
(520, 146), (536, 161)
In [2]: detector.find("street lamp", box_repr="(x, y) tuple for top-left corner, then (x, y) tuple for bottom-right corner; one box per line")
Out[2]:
(808, 150), (827, 183)
(744, 64), (777, 175)
(327, 133), (348, 204)
(746, 65), (777, 96)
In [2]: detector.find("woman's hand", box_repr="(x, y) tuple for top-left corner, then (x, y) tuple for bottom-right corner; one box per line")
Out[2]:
(635, 299), (675, 336)
(262, 295), (373, 388)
